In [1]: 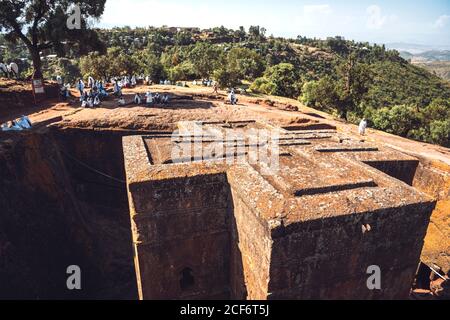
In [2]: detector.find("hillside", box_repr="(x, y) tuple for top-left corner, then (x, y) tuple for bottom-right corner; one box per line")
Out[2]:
(364, 60), (450, 107)
(399, 50), (450, 62)
(1, 26), (449, 146)
(413, 61), (450, 82)
(396, 48), (450, 81)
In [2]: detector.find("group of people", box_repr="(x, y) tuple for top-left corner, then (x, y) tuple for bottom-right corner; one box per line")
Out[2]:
(112, 75), (138, 89)
(111, 75), (145, 99)
(112, 77), (131, 105)
(76, 77), (109, 108)
(132, 92), (170, 106)
(71, 75), (176, 107)
(113, 80), (123, 97)
(3, 72), (371, 138)
(57, 75), (75, 101)
(193, 79), (214, 87)
(1, 115), (32, 131)
(0, 62), (19, 78)
(159, 79), (172, 85)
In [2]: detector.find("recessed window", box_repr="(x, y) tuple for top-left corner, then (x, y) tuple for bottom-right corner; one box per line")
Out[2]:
(180, 267), (195, 290)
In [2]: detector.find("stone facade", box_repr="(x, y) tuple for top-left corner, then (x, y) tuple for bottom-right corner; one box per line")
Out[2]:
(123, 120), (436, 300)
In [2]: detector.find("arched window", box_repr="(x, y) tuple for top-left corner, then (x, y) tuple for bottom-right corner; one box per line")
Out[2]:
(180, 267), (195, 290)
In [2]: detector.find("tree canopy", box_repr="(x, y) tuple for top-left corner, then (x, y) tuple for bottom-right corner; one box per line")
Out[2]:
(0, 0), (106, 78)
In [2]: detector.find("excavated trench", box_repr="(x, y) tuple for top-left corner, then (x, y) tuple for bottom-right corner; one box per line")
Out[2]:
(0, 122), (448, 299)
(0, 125), (158, 299)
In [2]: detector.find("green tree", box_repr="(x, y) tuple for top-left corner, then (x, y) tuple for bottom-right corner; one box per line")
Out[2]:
(249, 77), (276, 95)
(214, 47), (265, 88)
(214, 68), (240, 88)
(169, 61), (196, 82)
(226, 47), (265, 81)
(46, 58), (81, 84)
(80, 51), (109, 80)
(300, 81), (320, 106)
(80, 47), (140, 79)
(0, 0), (106, 78)
(147, 30), (170, 55)
(429, 120), (450, 147)
(326, 37), (349, 56)
(334, 55), (373, 119)
(422, 98), (450, 122)
(188, 42), (222, 79)
(248, 26), (266, 41)
(301, 76), (341, 111)
(415, 98), (450, 146)
(235, 26), (246, 41)
(371, 105), (421, 137)
(136, 50), (166, 82)
(109, 47), (138, 76)
(175, 31), (193, 46)
(263, 63), (301, 98)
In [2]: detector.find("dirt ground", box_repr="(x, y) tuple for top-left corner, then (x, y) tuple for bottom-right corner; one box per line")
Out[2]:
(0, 78), (60, 121)
(1, 80), (448, 167)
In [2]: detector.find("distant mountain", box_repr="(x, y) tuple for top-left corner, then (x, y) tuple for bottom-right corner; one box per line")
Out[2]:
(413, 61), (450, 81)
(398, 50), (450, 62)
(395, 47), (450, 81)
(386, 42), (450, 54)
(419, 50), (450, 61)
(399, 51), (414, 60)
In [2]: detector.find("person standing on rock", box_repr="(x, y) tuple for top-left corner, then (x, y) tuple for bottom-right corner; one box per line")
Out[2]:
(145, 92), (154, 106)
(88, 76), (95, 88)
(56, 75), (63, 86)
(154, 92), (161, 104)
(162, 94), (169, 104)
(228, 89), (238, 105)
(114, 81), (122, 97)
(60, 85), (69, 101)
(359, 118), (368, 136)
(8, 62), (19, 78)
(134, 93), (142, 104)
(0, 63), (8, 77)
(77, 79), (85, 97)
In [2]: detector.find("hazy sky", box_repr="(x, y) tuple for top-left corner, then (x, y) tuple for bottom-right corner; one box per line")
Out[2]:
(98, 0), (450, 46)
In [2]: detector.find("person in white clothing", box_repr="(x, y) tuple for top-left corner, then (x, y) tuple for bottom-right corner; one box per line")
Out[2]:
(88, 76), (95, 88)
(359, 118), (368, 136)
(8, 62), (19, 78)
(87, 97), (94, 108)
(2, 120), (22, 131)
(145, 92), (153, 106)
(134, 93), (142, 104)
(228, 89), (238, 105)
(118, 96), (126, 106)
(93, 96), (101, 107)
